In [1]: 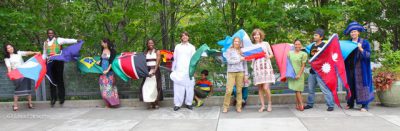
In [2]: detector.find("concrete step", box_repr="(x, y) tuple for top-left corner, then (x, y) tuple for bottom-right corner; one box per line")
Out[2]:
(0, 92), (379, 109)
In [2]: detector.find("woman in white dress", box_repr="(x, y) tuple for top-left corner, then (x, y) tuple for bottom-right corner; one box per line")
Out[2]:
(139, 39), (163, 109)
(251, 29), (275, 112)
(3, 43), (40, 111)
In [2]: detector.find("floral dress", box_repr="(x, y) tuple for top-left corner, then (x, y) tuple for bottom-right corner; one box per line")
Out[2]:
(252, 42), (275, 85)
(99, 53), (120, 107)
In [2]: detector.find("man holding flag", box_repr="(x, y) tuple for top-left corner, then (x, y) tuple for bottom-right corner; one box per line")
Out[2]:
(304, 29), (335, 111)
(170, 31), (196, 111)
(43, 29), (81, 107)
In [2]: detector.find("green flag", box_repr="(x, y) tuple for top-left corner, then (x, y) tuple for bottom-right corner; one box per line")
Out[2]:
(77, 56), (103, 74)
(189, 44), (220, 79)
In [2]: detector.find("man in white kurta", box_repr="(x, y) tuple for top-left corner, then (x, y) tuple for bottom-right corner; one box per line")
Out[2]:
(171, 32), (196, 111)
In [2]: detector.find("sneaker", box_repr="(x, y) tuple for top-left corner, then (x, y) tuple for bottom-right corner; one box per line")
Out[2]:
(242, 101), (247, 108)
(304, 105), (313, 109)
(327, 107), (334, 111)
(196, 100), (204, 107)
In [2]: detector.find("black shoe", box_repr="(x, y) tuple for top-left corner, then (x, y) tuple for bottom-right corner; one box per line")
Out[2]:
(327, 107), (334, 111)
(186, 105), (193, 110)
(242, 102), (247, 108)
(173, 106), (181, 111)
(304, 105), (313, 109)
(59, 99), (65, 105)
(50, 99), (56, 107)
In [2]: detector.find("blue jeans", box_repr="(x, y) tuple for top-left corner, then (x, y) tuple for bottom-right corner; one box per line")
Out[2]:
(233, 86), (248, 102)
(307, 74), (335, 108)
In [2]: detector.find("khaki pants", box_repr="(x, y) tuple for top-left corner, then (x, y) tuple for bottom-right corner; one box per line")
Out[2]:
(223, 72), (244, 109)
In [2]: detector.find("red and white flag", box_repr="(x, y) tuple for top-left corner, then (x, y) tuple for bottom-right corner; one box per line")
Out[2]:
(309, 34), (351, 107)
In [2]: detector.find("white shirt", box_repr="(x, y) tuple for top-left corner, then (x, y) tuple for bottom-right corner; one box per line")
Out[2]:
(4, 51), (28, 70)
(171, 42), (196, 73)
(42, 37), (78, 59)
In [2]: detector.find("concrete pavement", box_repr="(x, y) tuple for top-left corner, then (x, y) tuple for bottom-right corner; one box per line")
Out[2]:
(1, 103), (400, 131)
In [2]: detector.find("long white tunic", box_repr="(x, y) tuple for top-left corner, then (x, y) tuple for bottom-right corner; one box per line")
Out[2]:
(171, 42), (196, 106)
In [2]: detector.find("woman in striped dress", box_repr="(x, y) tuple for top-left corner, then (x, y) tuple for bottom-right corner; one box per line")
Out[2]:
(139, 39), (163, 109)
(251, 29), (275, 112)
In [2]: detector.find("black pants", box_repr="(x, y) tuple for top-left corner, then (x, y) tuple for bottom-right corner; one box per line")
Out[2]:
(48, 60), (65, 101)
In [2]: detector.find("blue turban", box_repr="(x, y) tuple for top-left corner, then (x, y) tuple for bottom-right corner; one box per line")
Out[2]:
(344, 21), (366, 35)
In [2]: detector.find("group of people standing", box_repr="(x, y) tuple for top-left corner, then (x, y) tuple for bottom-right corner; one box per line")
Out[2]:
(4, 21), (373, 113)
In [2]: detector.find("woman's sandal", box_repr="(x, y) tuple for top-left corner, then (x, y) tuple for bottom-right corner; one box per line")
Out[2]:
(27, 103), (34, 109)
(12, 105), (18, 111)
(258, 106), (265, 112)
(299, 105), (304, 111)
(267, 104), (272, 112)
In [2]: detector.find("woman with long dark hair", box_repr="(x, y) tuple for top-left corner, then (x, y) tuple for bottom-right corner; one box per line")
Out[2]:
(287, 39), (308, 111)
(139, 39), (163, 109)
(96, 38), (119, 108)
(3, 43), (40, 111)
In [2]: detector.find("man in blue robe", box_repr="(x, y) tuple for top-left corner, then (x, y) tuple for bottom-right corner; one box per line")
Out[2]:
(343, 21), (374, 112)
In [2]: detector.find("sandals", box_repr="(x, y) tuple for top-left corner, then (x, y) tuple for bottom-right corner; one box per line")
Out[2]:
(258, 106), (265, 112)
(12, 105), (18, 111)
(28, 103), (34, 109)
(295, 105), (304, 111)
(267, 103), (272, 112)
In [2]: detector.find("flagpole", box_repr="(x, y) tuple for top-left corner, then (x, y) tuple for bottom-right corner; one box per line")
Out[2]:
(35, 80), (47, 101)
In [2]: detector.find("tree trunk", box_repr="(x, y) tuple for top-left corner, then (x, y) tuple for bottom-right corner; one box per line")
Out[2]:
(159, 0), (169, 50)
(169, 1), (176, 50)
(393, 26), (399, 50)
(230, 1), (237, 34)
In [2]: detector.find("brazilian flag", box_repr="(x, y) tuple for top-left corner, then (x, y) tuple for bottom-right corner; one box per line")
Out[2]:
(77, 57), (103, 74)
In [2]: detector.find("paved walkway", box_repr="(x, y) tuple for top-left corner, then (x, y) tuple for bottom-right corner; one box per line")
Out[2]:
(1, 104), (400, 131)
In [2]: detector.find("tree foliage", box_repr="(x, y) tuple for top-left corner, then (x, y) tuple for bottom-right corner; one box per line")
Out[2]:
(1, 0), (399, 61)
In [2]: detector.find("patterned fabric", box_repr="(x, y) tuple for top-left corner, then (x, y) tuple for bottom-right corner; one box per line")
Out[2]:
(348, 38), (374, 105)
(225, 48), (248, 74)
(99, 54), (119, 107)
(252, 42), (275, 85)
(46, 38), (61, 56)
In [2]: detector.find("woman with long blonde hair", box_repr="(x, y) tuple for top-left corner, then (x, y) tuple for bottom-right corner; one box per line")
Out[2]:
(222, 37), (248, 113)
